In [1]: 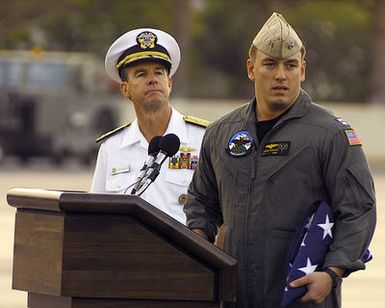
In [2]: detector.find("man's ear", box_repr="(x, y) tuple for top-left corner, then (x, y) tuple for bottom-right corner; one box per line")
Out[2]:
(300, 60), (306, 82)
(246, 59), (255, 81)
(168, 76), (173, 92)
(120, 82), (130, 98)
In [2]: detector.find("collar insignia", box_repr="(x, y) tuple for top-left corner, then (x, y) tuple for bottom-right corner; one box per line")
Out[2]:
(335, 117), (350, 127)
(136, 31), (157, 49)
(227, 130), (253, 157)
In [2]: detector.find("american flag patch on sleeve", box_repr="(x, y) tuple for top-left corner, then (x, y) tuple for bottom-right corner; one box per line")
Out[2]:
(344, 129), (362, 146)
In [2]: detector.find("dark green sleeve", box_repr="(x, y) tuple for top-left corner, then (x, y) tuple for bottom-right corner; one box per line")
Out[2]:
(184, 129), (223, 243)
(321, 129), (376, 275)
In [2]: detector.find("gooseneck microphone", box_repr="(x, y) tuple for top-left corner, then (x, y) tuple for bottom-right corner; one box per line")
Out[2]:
(130, 136), (162, 194)
(135, 133), (180, 196)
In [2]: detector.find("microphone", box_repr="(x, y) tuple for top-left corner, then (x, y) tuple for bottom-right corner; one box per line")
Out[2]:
(130, 136), (162, 194)
(135, 133), (180, 196)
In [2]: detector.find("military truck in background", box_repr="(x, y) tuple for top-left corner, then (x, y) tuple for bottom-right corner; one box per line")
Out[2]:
(0, 49), (127, 165)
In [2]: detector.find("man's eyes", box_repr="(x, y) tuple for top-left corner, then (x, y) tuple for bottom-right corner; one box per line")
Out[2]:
(135, 72), (145, 77)
(263, 62), (298, 68)
(264, 62), (276, 67)
(286, 62), (298, 68)
(134, 70), (165, 77)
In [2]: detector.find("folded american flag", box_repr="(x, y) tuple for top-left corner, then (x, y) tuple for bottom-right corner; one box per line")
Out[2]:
(280, 201), (372, 307)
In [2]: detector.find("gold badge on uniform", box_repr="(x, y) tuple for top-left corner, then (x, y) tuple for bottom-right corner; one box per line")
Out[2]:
(178, 193), (188, 206)
(169, 146), (198, 170)
(262, 141), (290, 156)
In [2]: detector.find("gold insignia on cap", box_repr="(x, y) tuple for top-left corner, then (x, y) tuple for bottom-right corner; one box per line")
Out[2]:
(178, 193), (188, 206)
(252, 12), (302, 59)
(136, 31), (157, 49)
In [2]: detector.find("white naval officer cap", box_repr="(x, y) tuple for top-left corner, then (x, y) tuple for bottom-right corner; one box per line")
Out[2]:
(252, 12), (303, 59)
(105, 28), (181, 83)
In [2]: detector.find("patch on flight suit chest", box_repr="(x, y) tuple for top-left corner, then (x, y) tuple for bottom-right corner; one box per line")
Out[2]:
(227, 130), (253, 157)
(169, 146), (199, 170)
(262, 141), (291, 156)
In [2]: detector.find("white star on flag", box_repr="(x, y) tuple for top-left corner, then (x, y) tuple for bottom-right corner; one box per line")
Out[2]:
(317, 215), (334, 239)
(298, 257), (318, 275)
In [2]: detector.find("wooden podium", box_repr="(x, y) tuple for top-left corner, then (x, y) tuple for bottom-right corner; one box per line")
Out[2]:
(7, 188), (237, 308)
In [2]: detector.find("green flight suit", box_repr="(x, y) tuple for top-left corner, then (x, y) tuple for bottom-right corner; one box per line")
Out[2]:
(185, 90), (376, 308)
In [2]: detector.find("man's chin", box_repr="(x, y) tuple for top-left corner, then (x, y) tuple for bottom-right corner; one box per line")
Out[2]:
(269, 100), (290, 112)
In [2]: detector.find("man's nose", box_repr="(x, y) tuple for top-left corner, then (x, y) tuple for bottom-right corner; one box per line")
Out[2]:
(275, 64), (287, 80)
(147, 72), (158, 84)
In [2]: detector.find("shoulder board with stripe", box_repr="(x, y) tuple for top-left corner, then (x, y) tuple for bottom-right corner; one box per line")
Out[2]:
(96, 123), (131, 143)
(183, 115), (211, 128)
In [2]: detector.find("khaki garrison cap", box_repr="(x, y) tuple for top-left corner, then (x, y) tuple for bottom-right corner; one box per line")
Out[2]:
(252, 12), (303, 59)
(105, 28), (181, 83)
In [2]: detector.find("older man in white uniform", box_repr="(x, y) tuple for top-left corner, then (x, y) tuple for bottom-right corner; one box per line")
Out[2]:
(91, 28), (208, 225)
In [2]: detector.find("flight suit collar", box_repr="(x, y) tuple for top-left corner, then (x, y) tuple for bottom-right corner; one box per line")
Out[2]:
(119, 106), (188, 149)
(240, 89), (312, 144)
(280, 89), (313, 121)
(242, 88), (312, 123)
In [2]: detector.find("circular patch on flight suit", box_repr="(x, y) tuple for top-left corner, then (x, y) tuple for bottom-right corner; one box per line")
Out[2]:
(178, 193), (188, 206)
(227, 130), (253, 157)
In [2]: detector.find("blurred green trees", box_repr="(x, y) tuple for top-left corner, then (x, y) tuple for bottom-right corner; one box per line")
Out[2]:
(0, 0), (383, 103)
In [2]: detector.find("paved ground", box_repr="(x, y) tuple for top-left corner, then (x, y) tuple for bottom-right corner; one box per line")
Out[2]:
(0, 160), (384, 307)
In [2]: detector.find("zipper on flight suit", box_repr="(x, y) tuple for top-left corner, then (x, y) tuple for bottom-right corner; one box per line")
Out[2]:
(245, 134), (258, 306)
(252, 117), (289, 305)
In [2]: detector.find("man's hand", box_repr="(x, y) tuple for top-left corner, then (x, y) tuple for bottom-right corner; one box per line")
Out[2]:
(191, 228), (209, 241)
(289, 271), (333, 304)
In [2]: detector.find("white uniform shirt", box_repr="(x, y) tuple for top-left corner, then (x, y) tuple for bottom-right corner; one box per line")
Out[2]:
(91, 108), (206, 225)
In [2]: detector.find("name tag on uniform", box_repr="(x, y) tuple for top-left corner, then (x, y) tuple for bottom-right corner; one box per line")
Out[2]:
(111, 165), (130, 175)
(262, 141), (291, 156)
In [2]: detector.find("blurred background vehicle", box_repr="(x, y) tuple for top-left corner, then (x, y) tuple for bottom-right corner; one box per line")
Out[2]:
(0, 49), (126, 165)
